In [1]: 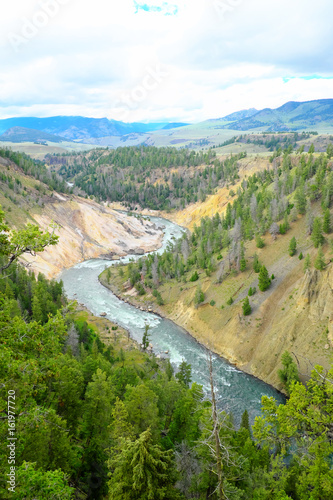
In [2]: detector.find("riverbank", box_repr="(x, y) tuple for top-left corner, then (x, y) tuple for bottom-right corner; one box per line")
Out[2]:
(99, 235), (333, 394)
(69, 302), (141, 351)
(60, 213), (285, 421)
(99, 268), (287, 392)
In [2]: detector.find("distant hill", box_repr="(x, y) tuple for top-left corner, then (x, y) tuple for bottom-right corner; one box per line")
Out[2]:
(0, 116), (188, 142)
(161, 122), (189, 130)
(222, 108), (258, 122)
(1, 100), (332, 151)
(0, 126), (66, 143)
(223, 99), (333, 131)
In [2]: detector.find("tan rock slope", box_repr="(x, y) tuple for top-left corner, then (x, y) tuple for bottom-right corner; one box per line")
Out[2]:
(22, 194), (163, 278)
(163, 260), (333, 390)
(165, 156), (272, 229)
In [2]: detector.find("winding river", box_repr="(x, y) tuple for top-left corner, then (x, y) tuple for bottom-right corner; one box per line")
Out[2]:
(60, 215), (285, 424)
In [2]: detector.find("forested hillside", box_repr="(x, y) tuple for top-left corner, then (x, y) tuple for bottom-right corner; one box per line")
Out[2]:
(1, 205), (333, 499)
(48, 146), (246, 210)
(0, 148), (164, 278)
(110, 147), (333, 291)
(101, 145), (333, 387)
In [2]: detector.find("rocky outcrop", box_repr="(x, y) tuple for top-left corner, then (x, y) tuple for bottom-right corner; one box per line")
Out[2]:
(21, 195), (163, 278)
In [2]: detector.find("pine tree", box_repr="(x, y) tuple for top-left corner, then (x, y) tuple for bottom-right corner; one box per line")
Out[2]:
(109, 398), (134, 452)
(288, 236), (297, 256)
(240, 409), (250, 432)
(242, 297), (252, 316)
(278, 351), (300, 394)
(4, 281), (14, 299)
(258, 265), (271, 292)
(255, 234), (265, 248)
(194, 285), (204, 308)
(32, 294), (44, 323)
(165, 359), (174, 381)
(108, 429), (179, 500)
(253, 253), (261, 273)
(295, 184), (307, 214)
(142, 324), (150, 351)
(303, 253), (311, 272)
(323, 209), (331, 234)
(311, 217), (324, 248)
(176, 359), (192, 387)
(314, 246), (325, 270)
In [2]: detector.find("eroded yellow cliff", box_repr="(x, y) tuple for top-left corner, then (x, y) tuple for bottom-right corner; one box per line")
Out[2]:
(21, 194), (163, 278)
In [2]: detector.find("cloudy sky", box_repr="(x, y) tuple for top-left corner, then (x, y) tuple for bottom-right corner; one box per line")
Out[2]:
(0, 0), (332, 122)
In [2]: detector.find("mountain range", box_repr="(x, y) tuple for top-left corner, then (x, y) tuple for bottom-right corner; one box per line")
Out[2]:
(0, 116), (188, 143)
(0, 126), (66, 144)
(0, 99), (332, 147)
(221, 98), (333, 131)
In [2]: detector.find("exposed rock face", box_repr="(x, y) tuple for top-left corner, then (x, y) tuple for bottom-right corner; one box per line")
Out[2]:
(165, 262), (333, 390)
(128, 247), (145, 255)
(22, 194), (163, 278)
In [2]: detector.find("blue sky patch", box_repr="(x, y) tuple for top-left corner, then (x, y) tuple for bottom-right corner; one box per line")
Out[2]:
(133, 1), (178, 15)
(283, 75), (333, 83)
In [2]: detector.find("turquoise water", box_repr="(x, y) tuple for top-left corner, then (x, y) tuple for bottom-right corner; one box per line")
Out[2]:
(60, 215), (285, 423)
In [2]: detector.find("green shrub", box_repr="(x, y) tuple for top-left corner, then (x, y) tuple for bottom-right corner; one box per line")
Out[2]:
(242, 297), (252, 316)
(190, 271), (199, 282)
(256, 235), (265, 248)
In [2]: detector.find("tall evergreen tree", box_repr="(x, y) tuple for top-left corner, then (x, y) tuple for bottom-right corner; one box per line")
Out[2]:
(142, 324), (150, 351)
(240, 409), (250, 432)
(323, 209), (331, 234)
(303, 253), (311, 272)
(176, 359), (192, 387)
(258, 266), (271, 292)
(242, 296), (252, 316)
(295, 184), (307, 214)
(31, 294), (44, 323)
(311, 217), (324, 248)
(314, 246), (325, 270)
(288, 236), (297, 256)
(108, 429), (180, 500)
(253, 253), (261, 273)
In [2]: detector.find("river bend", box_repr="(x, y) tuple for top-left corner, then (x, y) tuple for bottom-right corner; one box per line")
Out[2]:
(60, 215), (284, 423)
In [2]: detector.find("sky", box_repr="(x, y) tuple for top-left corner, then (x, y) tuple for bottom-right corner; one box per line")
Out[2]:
(0, 0), (332, 123)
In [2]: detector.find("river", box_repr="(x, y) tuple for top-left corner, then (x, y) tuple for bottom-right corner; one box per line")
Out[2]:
(60, 214), (285, 424)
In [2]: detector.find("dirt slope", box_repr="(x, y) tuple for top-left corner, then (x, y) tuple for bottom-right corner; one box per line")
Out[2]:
(22, 195), (163, 278)
(157, 156), (272, 229)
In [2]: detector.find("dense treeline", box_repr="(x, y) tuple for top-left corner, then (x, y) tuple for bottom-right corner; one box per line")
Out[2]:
(1, 207), (333, 498)
(120, 150), (333, 305)
(0, 256), (64, 323)
(1, 261), (333, 499)
(0, 147), (68, 193)
(55, 146), (246, 209)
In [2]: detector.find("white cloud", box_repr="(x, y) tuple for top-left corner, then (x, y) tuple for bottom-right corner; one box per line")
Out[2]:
(0, 0), (332, 122)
